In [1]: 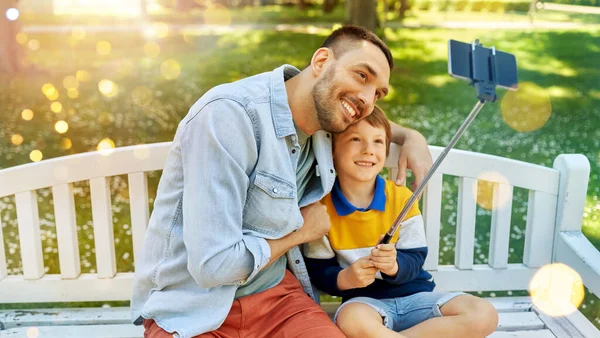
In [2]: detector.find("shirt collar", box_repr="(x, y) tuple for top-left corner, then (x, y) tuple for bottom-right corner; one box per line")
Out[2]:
(269, 64), (300, 139)
(331, 175), (386, 216)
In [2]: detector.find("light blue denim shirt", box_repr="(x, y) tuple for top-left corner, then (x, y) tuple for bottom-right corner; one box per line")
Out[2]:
(131, 65), (336, 338)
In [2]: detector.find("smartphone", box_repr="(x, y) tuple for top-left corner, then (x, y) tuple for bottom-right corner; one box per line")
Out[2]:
(448, 39), (518, 91)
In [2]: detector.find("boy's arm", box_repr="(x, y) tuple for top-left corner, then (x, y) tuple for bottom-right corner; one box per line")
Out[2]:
(304, 238), (355, 297)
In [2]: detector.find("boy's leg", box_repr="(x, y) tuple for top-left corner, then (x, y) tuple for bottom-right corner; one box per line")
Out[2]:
(336, 302), (408, 338)
(399, 293), (498, 338)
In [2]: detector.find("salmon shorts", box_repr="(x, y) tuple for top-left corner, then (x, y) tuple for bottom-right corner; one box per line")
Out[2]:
(143, 270), (344, 338)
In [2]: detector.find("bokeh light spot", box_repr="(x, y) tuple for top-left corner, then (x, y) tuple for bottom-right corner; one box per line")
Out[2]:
(28, 39), (40, 51)
(501, 82), (551, 132)
(22, 109), (34, 121)
(472, 172), (510, 211)
(98, 79), (118, 97)
(60, 137), (72, 150)
(76, 70), (91, 82)
(144, 42), (161, 58)
(154, 22), (169, 38)
(11, 134), (24, 145)
(55, 121), (69, 134)
(30, 150), (43, 162)
(63, 75), (79, 90)
(26, 327), (39, 338)
(161, 59), (181, 80)
(6, 8), (19, 21)
(132, 86), (153, 106)
(51, 102), (63, 113)
(97, 138), (116, 156)
(529, 263), (585, 317)
(67, 89), (79, 99)
(96, 40), (112, 55)
(15, 32), (28, 44)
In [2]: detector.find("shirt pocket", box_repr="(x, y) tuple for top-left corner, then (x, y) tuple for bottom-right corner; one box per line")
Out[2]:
(243, 170), (297, 237)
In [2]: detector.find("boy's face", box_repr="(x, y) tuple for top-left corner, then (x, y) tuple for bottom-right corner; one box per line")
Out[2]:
(332, 119), (387, 184)
(312, 42), (390, 133)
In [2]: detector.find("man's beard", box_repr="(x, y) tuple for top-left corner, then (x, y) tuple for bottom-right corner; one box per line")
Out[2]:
(311, 66), (350, 133)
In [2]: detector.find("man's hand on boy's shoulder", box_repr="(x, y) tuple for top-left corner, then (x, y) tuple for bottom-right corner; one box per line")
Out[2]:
(337, 256), (378, 290)
(370, 243), (398, 277)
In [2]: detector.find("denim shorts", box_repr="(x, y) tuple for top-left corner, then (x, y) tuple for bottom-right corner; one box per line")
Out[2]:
(334, 291), (465, 332)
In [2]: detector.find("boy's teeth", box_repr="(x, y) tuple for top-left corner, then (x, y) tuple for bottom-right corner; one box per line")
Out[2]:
(342, 100), (356, 117)
(355, 161), (374, 166)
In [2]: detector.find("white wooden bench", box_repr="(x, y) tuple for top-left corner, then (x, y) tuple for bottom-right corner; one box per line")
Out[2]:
(1, 143), (599, 337)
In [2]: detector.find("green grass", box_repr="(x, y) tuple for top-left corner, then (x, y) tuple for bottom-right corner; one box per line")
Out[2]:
(1, 23), (599, 326)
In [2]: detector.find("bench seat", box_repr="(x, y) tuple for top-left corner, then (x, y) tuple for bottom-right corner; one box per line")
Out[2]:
(1, 297), (597, 337)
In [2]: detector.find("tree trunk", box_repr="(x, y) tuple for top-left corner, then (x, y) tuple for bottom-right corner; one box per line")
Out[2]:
(298, 0), (308, 11)
(0, 0), (24, 73)
(398, 0), (410, 19)
(345, 0), (378, 32)
(323, 0), (338, 13)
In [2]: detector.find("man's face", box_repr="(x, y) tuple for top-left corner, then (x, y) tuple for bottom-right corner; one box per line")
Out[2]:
(312, 41), (390, 133)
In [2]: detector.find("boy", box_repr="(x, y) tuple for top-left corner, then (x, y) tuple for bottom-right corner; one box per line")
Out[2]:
(304, 106), (498, 338)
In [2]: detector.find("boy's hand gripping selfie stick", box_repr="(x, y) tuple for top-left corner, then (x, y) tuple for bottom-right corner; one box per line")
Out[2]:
(378, 39), (519, 245)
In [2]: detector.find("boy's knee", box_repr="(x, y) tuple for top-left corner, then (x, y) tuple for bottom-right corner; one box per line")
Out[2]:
(336, 304), (382, 338)
(468, 298), (499, 335)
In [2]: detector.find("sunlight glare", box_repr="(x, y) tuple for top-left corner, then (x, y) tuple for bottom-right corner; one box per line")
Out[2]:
(161, 60), (181, 80)
(26, 327), (39, 338)
(204, 4), (232, 25)
(68, 89), (79, 99)
(22, 109), (34, 121)
(28, 39), (40, 51)
(55, 121), (69, 134)
(530, 263), (585, 317)
(30, 150), (43, 162)
(76, 70), (91, 82)
(501, 82), (551, 133)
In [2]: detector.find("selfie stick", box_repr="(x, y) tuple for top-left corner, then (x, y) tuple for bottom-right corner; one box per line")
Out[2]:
(378, 39), (513, 245)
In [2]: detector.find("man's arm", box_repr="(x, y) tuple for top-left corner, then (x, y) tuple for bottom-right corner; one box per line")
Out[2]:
(389, 122), (432, 187)
(181, 99), (268, 289)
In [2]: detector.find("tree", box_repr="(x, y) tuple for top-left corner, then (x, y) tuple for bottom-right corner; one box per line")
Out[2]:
(345, 0), (378, 32)
(323, 0), (339, 13)
(0, 0), (25, 73)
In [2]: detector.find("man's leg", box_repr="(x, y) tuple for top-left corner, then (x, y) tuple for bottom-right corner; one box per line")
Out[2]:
(336, 302), (407, 338)
(399, 294), (498, 338)
(245, 270), (345, 338)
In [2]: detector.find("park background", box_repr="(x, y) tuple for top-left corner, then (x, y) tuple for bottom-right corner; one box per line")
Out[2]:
(1, 0), (600, 330)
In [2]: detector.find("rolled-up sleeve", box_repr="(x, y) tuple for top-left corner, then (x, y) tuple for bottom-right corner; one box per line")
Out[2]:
(180, 98), (270, 289)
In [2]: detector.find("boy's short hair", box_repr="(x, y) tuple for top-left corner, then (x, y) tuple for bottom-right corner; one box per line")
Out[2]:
(320, 25), (394, 70)
(363, 105), (392, 156)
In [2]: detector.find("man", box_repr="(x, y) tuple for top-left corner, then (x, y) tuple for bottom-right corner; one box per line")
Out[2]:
(131, 25), (432, 338)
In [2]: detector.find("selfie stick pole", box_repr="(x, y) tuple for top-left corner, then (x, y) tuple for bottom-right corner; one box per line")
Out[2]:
(378, 100), (486, 245)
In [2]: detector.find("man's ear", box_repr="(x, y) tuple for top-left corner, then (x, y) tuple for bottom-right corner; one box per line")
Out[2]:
(310, 47), (332, 78)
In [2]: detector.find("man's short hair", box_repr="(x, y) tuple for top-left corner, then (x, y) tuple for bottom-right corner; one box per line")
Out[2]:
(320, 25), (394, 70)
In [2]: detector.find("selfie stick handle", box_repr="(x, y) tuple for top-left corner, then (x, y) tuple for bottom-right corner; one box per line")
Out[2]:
(379, 100), (486, 245)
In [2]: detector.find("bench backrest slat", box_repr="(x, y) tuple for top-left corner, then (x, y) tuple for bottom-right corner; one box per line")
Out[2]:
(488, 183), (514, 269)
(0, 215), (7, 279)
(15, 190), (45, 279)
(422, 172), (443, 270)
(128, 172), (150, 266)
(524, 190), (558, 268)
(0, 143), (572, 303)
(90, 177), (117, 278)
(455, 177), (477, 269)
(52, 183), (81, 279)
